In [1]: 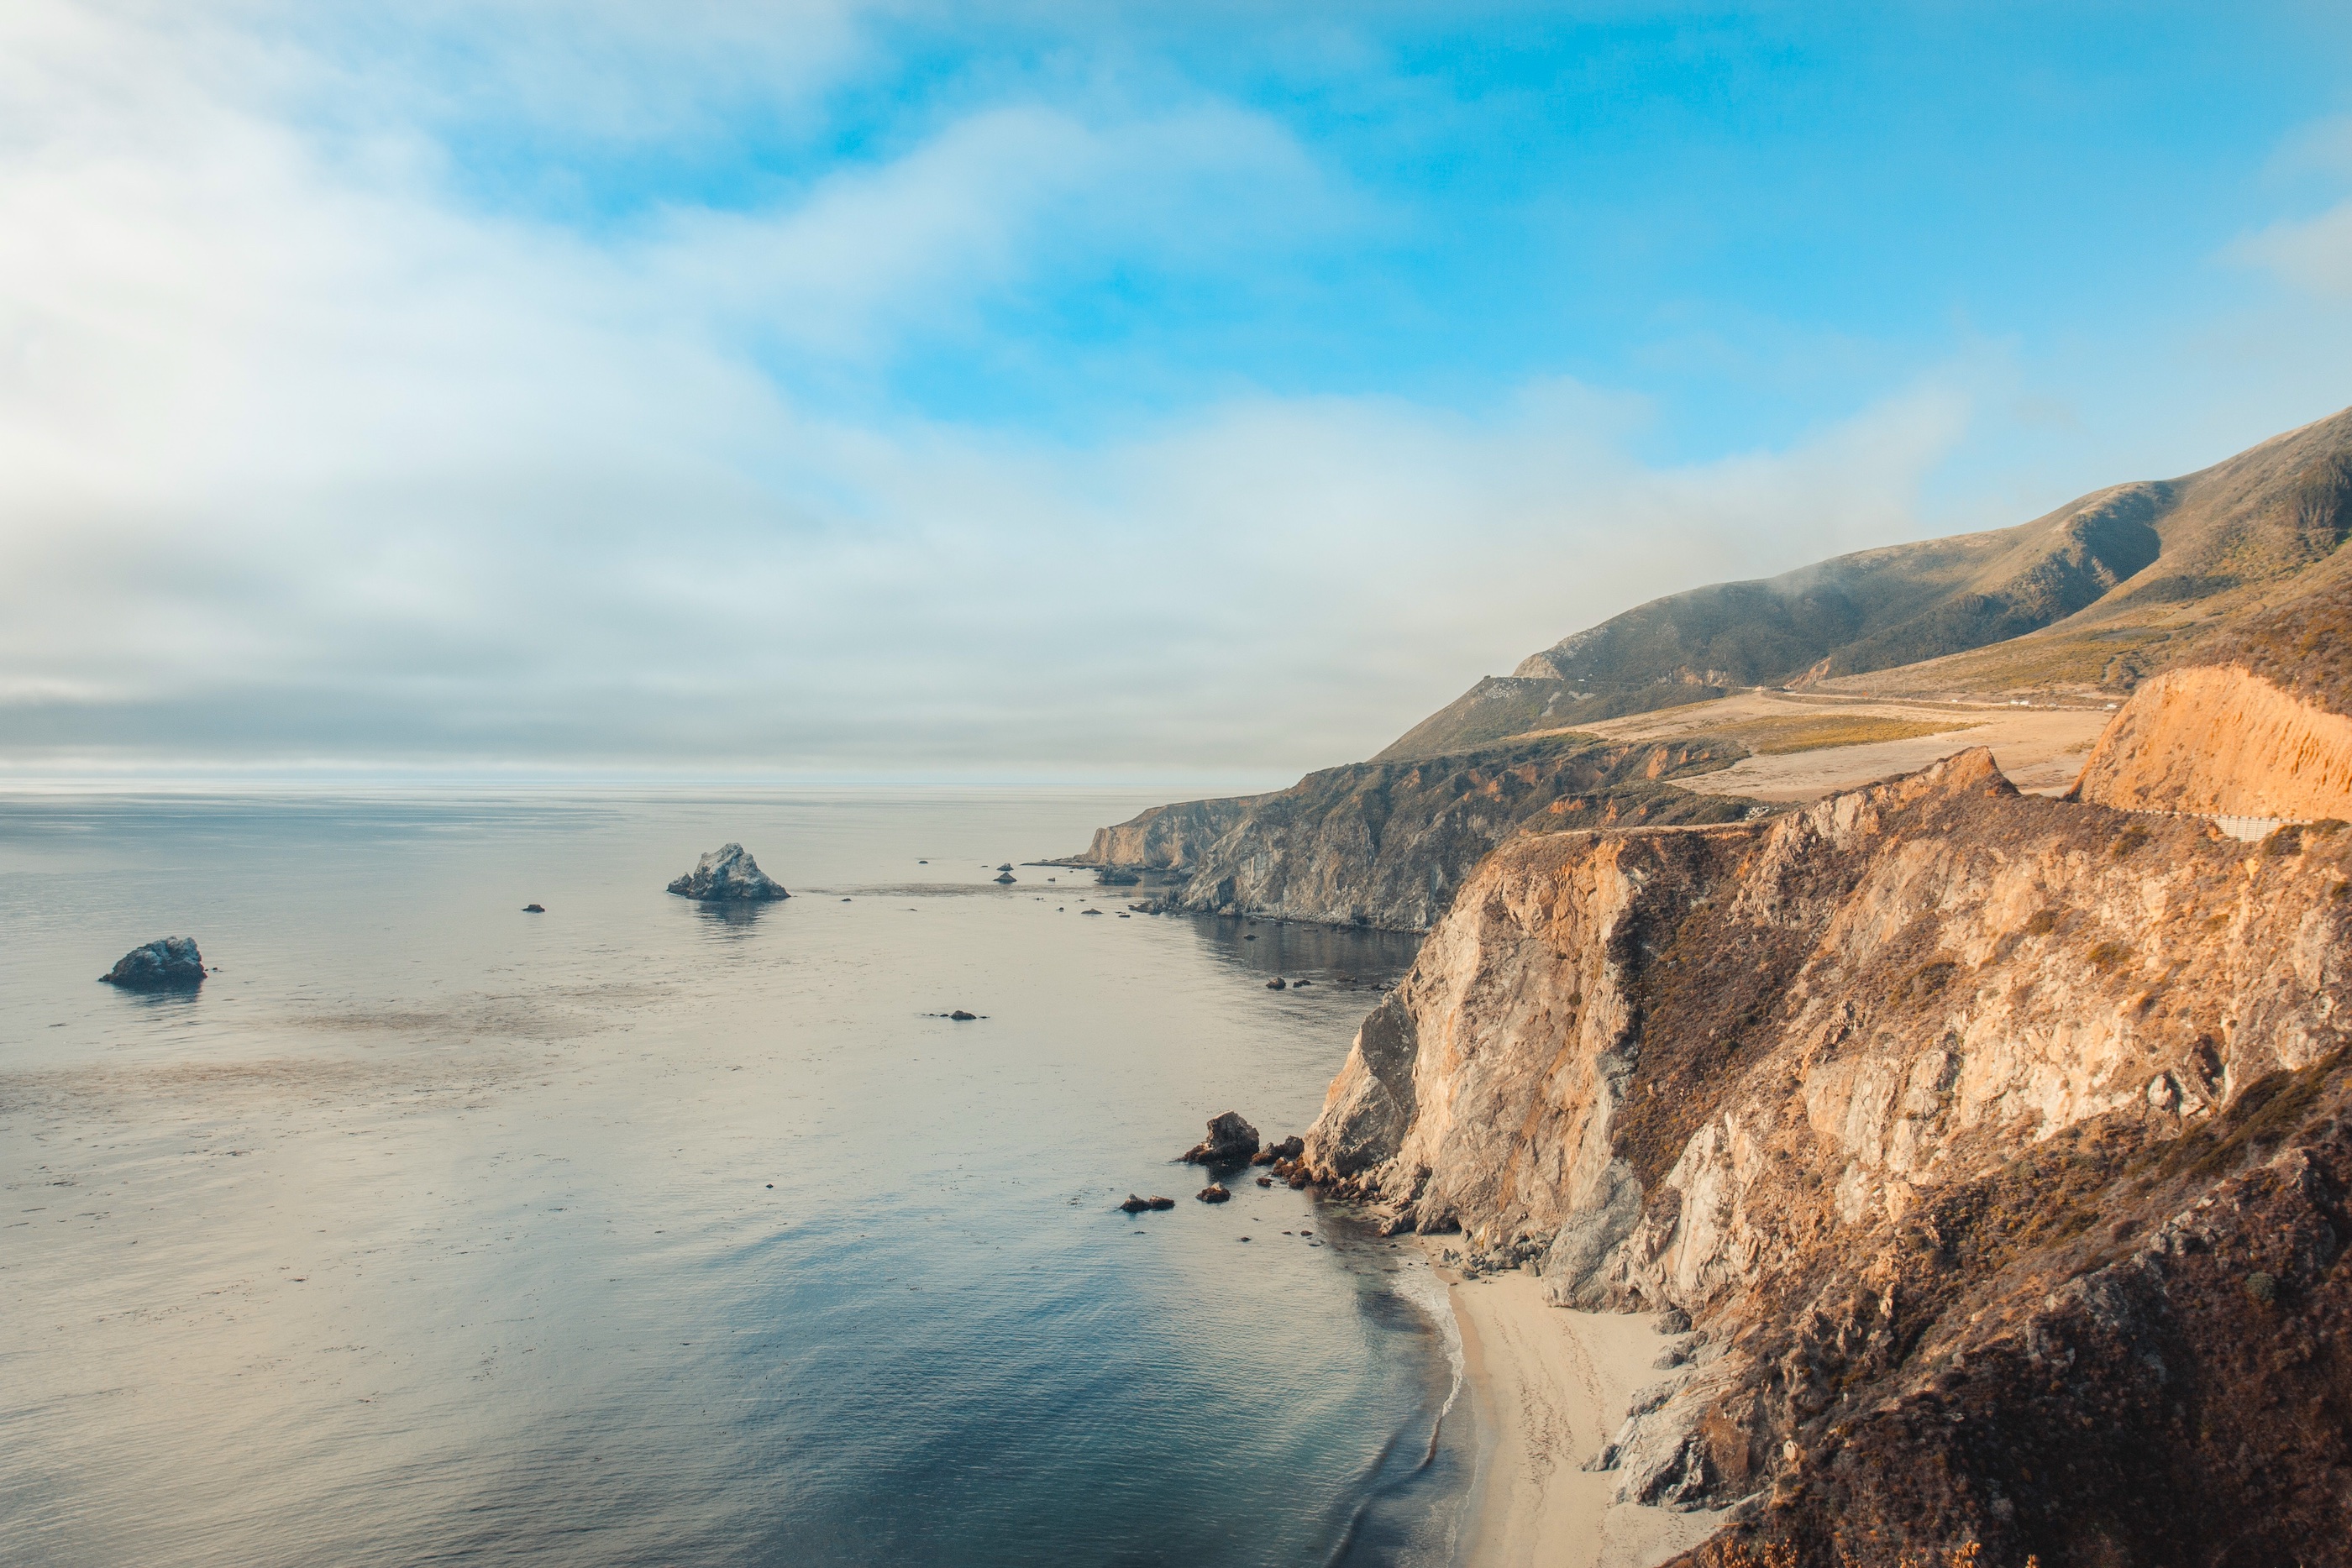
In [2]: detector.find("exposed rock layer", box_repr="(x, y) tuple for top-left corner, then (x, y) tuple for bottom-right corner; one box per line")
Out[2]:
(1073, 735), (1755, 931)
(666, 842), (790, 901)
(2072, 663), (2352, 821)
(1301, 748), (2352, 1565)
(99, 936), (205, 990)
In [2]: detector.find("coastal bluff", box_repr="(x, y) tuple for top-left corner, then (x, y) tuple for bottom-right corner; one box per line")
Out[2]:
(1299, 743), (2352, 1565)
(2070, 569), (2352, 824)
(1068, 735), (1752, 931)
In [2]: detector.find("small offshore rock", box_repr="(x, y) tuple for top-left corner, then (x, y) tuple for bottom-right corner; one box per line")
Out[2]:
(1118, 1194), (1153, 1214)
(1251, 1135), (1306, 1166)
(99, 936), (206, 991)
(1291, 979), (1311, 988)
(1147, 1195), (1175, 1210)
(997, 863), (1014, 872)
(1197, 1183), (1231, 1204)
(1266, 977), (1287, 990)
(1256, 1177), (1273, 1188)
(1081, 909), (1104, 916)
(994, 872), (1016, 884)
(948, 1009), (978, 1021)
(667, 843), (790, 901)
(522, 904), (545, 913)
(1180, 1110), (1262, 1165)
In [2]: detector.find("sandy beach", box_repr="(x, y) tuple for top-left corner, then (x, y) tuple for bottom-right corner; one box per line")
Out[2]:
(1432, 1257), (1730, 1568)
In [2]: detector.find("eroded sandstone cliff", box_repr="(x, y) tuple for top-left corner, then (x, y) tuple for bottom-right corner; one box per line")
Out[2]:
(1073, 734), (1755, 931)
(1300, 748), (2352, 1565)
(2072, 663), (2352, 821)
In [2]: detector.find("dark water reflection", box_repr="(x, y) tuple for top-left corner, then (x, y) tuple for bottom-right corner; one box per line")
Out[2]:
(0, 790), (1452, 1568)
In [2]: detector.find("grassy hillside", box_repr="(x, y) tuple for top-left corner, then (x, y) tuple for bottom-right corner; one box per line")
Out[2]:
(1385, 406), (2352, 758)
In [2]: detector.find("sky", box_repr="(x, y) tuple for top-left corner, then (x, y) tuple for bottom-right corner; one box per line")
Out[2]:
(3, 0), (2350, 784)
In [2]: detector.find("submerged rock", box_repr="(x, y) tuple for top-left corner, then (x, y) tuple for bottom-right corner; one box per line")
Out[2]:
(99, 936), (206, 991)
(666, 843), (790, 901)
(1180, 1110), (1261, 1165)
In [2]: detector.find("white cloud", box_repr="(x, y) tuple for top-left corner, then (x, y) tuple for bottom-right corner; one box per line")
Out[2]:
(0, 0), (1973, 779)
(2230, 200), (2352, 301)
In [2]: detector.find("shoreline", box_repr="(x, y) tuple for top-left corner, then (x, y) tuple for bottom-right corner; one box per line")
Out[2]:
(1425, 1248), (1728, 1568)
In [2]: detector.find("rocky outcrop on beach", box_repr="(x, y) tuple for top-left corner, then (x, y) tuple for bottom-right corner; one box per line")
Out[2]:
(98, 936), (207, 990)
(666, 843), (790, 901)
(1182, 1112), (1260, 1166)
(1072, 734), (1754, 932)
(1296, 740), (2352, 1565)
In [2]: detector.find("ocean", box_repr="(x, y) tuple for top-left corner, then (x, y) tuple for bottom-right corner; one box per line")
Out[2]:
(0, 789), (1469, 1567)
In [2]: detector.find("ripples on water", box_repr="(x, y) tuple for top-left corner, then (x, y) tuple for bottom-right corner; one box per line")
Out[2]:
(0, 791), (1467, 1567)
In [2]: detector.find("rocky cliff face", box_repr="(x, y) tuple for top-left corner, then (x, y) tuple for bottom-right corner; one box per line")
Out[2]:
(1074, 735), (1755, 931)
(1302, 747), (2352, 1565)
(2072, 663), (2352, 822)
(1077, 794), (1258, 873)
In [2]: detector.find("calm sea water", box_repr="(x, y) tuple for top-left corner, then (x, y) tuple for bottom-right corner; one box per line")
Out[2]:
(0, 790), (1467, 1567)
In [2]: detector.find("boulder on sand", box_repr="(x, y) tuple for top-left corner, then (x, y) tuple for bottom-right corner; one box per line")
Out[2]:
(1180, 1110), (1260, 1165)
(99, 936), (206, 991)
(667, 843), (790, 901)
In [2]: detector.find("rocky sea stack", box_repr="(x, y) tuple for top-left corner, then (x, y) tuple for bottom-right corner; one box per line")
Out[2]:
(666, 843), (790, 902)
(1180, 1111), (1259, 1166)
(99, 936), (206, 990)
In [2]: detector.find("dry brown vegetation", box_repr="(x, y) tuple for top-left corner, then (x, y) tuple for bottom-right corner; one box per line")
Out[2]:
(2194, 568), (2352, 716)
